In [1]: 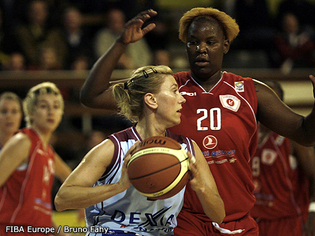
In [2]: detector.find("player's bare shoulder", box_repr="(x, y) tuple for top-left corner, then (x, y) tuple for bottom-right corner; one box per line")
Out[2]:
(253, 79), (270, 94)
(0, 132), (31, 167)
(5, 132), (31, 152)
(83, 138), (115, 168)
(253, 79), (279, 103)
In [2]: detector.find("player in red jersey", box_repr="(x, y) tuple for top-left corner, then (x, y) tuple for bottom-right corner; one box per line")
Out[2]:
(79, 7), (315, 236)
(0, 92), (23, 150)
(0, 82), (72, 236)
(250, 80), (315, 236)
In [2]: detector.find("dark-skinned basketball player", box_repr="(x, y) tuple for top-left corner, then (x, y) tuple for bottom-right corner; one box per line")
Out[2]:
(77, 7), (315, 236)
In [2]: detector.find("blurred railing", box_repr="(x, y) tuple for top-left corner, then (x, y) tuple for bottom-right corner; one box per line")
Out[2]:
(1, 68), (314, 132)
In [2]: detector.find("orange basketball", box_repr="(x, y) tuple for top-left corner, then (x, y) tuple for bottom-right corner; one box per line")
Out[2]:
(127, 136), (190, 200)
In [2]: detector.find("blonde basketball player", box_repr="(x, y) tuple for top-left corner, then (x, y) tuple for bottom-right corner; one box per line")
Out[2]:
(55, 65), (225, 236)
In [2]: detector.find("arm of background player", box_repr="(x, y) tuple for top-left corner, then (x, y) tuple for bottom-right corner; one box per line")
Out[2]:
(54, 153), (72, 182)
(256, 75), (315, 147)
(0, 133), (30, 187)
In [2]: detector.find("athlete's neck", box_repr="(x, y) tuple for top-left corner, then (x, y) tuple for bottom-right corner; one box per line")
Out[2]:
(191, 70), (223, 92)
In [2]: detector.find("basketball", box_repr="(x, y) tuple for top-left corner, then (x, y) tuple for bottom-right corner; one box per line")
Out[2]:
(127, 136), (190, 200)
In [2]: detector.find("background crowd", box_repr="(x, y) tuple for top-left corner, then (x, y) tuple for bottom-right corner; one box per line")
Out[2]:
(0, 0), (315, 73)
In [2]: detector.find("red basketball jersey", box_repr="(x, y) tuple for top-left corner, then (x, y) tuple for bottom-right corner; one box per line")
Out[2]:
(250, 132), (309, 220)
(169, 71), (258, 222)
(0, 128), (55, 230)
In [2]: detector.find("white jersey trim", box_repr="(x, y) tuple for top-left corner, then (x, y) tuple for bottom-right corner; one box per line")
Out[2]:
(212, 222), (245, 234)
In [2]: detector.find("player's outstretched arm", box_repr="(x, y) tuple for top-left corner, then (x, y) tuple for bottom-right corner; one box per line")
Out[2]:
(255, 75), (315, 147)
(188, 141), (225, 223)
(80, 9), (157, 109)
(54, 139), (130, 211)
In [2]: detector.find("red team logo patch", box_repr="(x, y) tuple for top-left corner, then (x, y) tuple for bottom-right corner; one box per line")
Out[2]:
(219, 95), (240, 112)
(203, 135), (218, 149)
(261, 149), (277, 165)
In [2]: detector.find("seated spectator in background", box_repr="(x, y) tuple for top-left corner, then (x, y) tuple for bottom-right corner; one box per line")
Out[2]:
(14, 0), (66, 69)
(0, 6), (20, 70)
(153, 49), (171, 67)
(145, 14), (171, 51)
(29, 46), (62, 70)
(28, 46), (70, 100)
(3, 53), (26, 71)
(59, 6), (93, 70)
(233, 0), (276, 51)
(273, 12), (315, 74)
(276, 0), (315, 35)
(77, 130), (107, 159)
(153, 49), (189, 70)
(71, 55), (89, 71)
(94, 8), (152, 69)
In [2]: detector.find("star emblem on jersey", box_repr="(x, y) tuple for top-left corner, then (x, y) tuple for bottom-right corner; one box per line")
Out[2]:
(219, 95), (240, 112)
(203, 135), (218, 149)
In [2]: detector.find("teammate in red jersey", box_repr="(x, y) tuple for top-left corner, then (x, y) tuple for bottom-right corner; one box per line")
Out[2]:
(79, 7), (315, 236)
(0, 92), (23, 150)
(250, 80), (315, 236)
(0, 82), (72, 236)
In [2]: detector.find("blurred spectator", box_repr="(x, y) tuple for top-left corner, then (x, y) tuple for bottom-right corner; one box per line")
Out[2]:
(94, 8), (152, 69)
(0, 6), (20, 70)
(152, 49), (189, 69)
(14, 0), (66, 68)
(85, 130), (106, 152)
(71, 55), (89, 71)
(219, 0), (237, 18)
(153, 49), (171, 67)
(3, 53), (26, 71)
(145, 14), (171, 51)
(233, 0), (276, 52)
(276, 0), (315, 34)
(29, 46), (62, 70)
(58, 6), (93, 70)
(66, 0), (156, 20)
(273, 12), (315, 74)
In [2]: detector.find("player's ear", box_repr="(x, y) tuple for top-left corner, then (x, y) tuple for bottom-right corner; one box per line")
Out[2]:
(223, 39), (230, 54)
(144, 93), (158, 109)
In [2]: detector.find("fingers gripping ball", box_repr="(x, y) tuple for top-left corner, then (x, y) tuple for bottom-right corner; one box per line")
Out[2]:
(127, 136), (190, 200)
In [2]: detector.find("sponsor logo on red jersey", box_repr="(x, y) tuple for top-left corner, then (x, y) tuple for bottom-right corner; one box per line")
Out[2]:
(203, 135), (217, 149)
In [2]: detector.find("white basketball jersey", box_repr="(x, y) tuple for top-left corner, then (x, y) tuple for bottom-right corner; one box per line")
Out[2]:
(85, 126), (195, 236)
